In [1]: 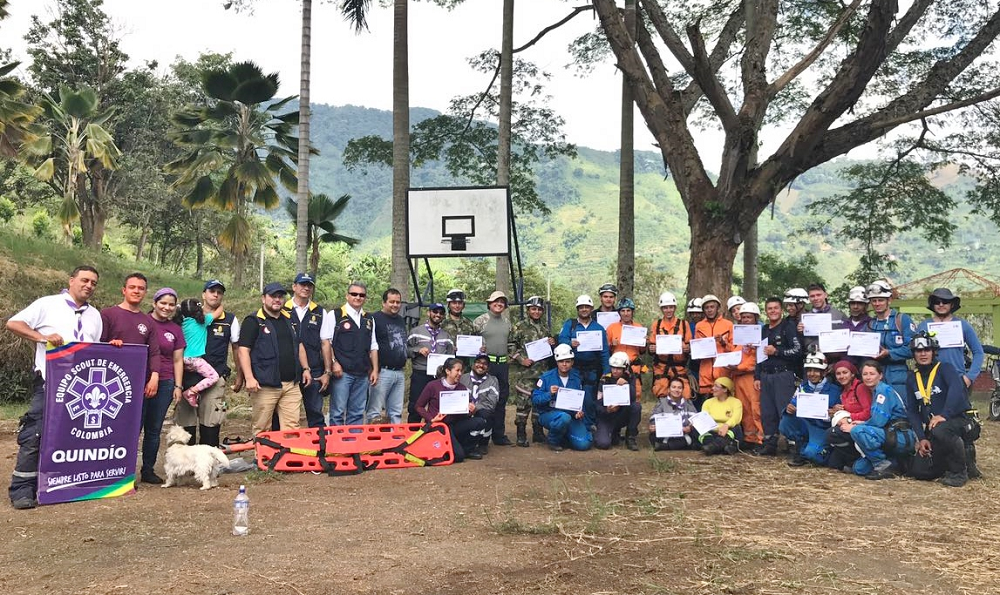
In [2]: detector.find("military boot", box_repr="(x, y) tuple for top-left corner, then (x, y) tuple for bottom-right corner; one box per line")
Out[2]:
(199, 425), (221, 447)
(965, 443), (983, 479)
(516, 424), (529, 447)
(532, 420), (546, 445)
(183, 426), (198, 446)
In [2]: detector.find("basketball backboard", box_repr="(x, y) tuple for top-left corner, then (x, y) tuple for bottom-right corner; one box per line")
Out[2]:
(406, 186), (511, 258)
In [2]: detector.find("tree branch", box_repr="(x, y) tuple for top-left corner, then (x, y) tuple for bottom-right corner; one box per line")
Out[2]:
(638, 0), (695, 74)
(513, 6), (592, 54)
(680, 7), (744, 114)
(634, 10), (677, 99)
(687, 20), (738, 131)
(767, 0), (864, 99)
(867, 87), (1000, 131)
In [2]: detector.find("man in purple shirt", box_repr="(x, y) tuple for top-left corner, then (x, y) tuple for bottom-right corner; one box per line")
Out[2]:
(100, 272), (161, 396)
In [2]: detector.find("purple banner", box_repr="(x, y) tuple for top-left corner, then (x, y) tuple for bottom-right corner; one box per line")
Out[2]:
(38, 342), (147, 505)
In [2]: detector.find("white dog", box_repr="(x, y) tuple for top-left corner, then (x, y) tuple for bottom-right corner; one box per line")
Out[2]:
(161, 425), (232, 490)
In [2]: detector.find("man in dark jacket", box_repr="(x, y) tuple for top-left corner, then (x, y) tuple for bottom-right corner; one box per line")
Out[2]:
(906, 332), (982, 487)
(754, 297), (802, 456)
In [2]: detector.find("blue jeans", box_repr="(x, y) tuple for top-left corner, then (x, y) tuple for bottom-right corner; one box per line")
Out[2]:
(367, 368), (405, 424)
(778, 413), (831, 465)
(330, 373), (369, 426)
(141, 379), (175, 473)
(539, 410), (593, 450)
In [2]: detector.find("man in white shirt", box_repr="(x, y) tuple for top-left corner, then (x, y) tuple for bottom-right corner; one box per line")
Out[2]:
(321, 282), (379, 426)
(6, 265), (104, 510)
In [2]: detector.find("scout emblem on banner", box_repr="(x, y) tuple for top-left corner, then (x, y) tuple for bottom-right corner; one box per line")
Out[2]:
(38, 342), (147, 505)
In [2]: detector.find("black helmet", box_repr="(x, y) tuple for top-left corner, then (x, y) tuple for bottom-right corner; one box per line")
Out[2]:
(909, 331), (939, 352)
(927, 287), (961, 313)
(598, 283), (618, 296)
(525, 295), (544, 308)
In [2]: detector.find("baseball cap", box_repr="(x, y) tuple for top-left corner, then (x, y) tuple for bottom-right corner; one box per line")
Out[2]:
(294, 272), (315, 285)
(262, 282), (288, 296)
(487, 290), (508, 304)
(203, 279), (226, 292)
(428, 302), (446, 312)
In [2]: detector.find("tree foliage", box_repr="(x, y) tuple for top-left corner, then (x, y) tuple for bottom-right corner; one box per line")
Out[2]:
(284, 192), (358, 276)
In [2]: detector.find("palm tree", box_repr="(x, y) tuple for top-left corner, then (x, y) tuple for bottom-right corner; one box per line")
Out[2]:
(0, 62), (44, 158)
(616, 0), (636, 298)
(31, 85), (121, 241)
(166, 61), (300, 288)
(285, 192), (359, 276)
(390, 0), (410, 299)
(293, 0), (313, 276)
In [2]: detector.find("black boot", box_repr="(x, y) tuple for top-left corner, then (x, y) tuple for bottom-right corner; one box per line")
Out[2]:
(965, 443), (983, 479)
(516, 425), (529, 447)
(532, 420), (546, 444)
(183, 426), (198, 446)
(478, 438), (490, 456)
(753, 436), (778, 456)
(199, 425), (221, 448)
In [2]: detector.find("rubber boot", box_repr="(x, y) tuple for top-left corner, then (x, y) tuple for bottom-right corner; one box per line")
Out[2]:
(532, 420), (546, 444)
(199, 425), (221, 448)
(965, 443), (982, 479)
(516, 424), (529, 447)
(752, 436), (777, 456)
(183, 426), (198, 446)
(478, 437), (490, 456)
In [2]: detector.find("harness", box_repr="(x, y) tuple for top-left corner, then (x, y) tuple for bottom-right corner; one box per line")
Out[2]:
(652, 317), (689, 379)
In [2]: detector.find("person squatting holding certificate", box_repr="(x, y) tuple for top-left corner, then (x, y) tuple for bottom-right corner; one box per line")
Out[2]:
(415, 357), (487, 463)
(779, 351), (842, 467)
(532, 344), (594, 452)
(594, 352), (641, 451)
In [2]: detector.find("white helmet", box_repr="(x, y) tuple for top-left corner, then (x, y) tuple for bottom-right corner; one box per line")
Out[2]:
(727, 296), (746, 311)
(575, 294), (594, 308)
(831, 410), (852, 428)
(866, 280), (893, 299)
(609, 352), (631, 368)
(783, 288), (809, 304)
(847, 286), (869, 304)
(686, 298), (703, 313)
(701, 294), (722, 307)
(804, 351), (828, 370)
(554, 343), (575, 361)
(658, 292), (677, 307)
(739, 302), (761, 317)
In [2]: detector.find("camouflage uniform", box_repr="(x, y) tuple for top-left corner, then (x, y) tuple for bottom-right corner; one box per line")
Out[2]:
(509, 317), (552, 441)
(442, 314), (476, 343)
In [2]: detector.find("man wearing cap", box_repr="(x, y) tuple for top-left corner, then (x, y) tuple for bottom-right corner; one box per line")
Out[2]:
(905, 332), (982, 486)
(754, 296), (802, 456)
(239, 283), (311, 436)
(865, 280), (914, 400)
(367, 288), (408, 424)
(473, 291), (515, 446)
(407, 303), (455, 423)
(685, 298), (704, 390)
(917, 288), (984, 392)
(596, 283), (618, 313)
(605, 297), (646, 398)
(460, 353), (501, 457)
(283, 273), (330, 428)
(442, 289), (476, 340)
(558, 295), (610, 428)
(694, 294), (733, 410)
(322, 282), (379, 426)
(175, 279), (241, 447)
(648, 292), (693, 399)
(509, 296), (554, 446)
(532, 344), (593, 451)
(7, 265), (103, 510)
(99, 272), (163, 484)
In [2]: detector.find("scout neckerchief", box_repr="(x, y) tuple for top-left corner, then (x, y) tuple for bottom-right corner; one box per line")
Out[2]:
(915, 362), (941, 406)
(467, 372), (487, 403)
(425, 322), (441, 352)
(62, 289), (89, 341)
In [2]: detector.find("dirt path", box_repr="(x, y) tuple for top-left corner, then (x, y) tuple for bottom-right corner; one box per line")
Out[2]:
(2, 417), (999, 595)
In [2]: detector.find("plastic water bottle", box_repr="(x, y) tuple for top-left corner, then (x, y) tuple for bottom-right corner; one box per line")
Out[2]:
(232, 485), (249, 536)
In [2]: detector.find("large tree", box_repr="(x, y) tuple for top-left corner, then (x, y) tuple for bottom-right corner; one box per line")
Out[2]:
(591, 0), (1000, 298)
(166, 61), (301, 288)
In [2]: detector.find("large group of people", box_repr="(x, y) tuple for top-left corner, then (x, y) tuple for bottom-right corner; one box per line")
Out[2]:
(4, 267), (987, 510)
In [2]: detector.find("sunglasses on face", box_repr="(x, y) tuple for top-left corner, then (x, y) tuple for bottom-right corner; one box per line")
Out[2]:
(930, 299), (950, 306)
(349, 292), (367, 298)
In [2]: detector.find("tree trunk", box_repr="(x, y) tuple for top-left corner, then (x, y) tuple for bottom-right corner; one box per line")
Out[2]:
(616, 0), (636, 299)
(135, 226), (148, 262)
(685, 217), (741, 300)
(310, 228), (320, 277)
(742, 222), (758, 301)
(390, 0), (411, 299)
(495, 0), (514, 296)
(294, 0), (312, 276)
(234, 250), (245, 289)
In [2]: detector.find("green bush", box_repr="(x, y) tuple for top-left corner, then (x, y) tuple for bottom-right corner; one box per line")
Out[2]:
(31, 210), (52, 239)
(0, 196), (16, 224)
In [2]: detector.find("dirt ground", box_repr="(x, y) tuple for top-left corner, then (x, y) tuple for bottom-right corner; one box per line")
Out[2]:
(3, 399), (1000, 595)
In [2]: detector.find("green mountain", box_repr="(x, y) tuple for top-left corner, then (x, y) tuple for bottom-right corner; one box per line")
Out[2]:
(304, 104), (1000, 294)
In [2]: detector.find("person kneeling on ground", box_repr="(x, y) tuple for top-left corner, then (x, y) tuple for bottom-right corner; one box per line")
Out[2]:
(825, 360), (871, 471)
(460, 354), (501, 456)
(841, 360), (916, 480)
(700, 377), (743, 455)
(780, 351), (842, 467)
(905, 332), (983, 487)
(415, 357), (488, 462)
(594, 352), (641, 451)
(532, 344), (593, 452)
(648, 377), (699, 451)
